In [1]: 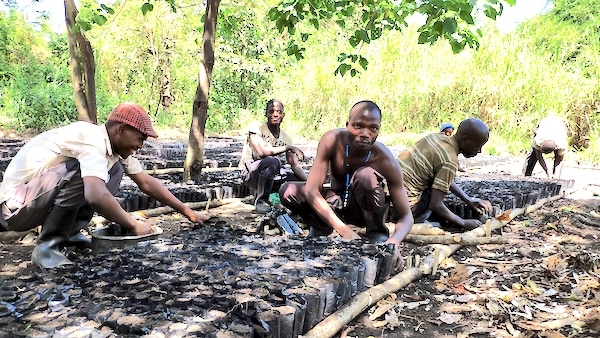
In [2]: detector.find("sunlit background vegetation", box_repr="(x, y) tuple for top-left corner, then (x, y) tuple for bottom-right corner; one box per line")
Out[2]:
(0, 0), (598, 162)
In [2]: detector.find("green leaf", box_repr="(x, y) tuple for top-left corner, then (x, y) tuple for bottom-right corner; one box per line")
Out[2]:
(71, 22), (82, 33)
(335, 63), (351, 76)
(356, 29), (368, 43)
(443, 18), (457, 34)
(350, 68), (358, 76)
(78, 20), (91, 31)
(358, 56), (368, 70)
(337, 53), (348, 62)
(301, 33), (309, 42)
(100, 4), (115, 15)
(484, 7), (499, 20)
(275, 18), (285, 33)
(141, 3), (154, 16)
(450, 40), (463, 53)
(418, 31), (430, 44)
(459, 11), (474, 25)
(433, 21), (444, 34)
(94, 14), (107, 26)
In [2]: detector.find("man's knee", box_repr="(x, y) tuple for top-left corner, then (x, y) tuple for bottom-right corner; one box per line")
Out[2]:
(278, 181), (306, 206)
(258, 157), (281, 179)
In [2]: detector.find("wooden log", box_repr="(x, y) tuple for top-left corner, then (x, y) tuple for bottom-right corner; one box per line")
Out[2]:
(407, 223), (448, 235)
(144, 167), (239, 175)
(404, 234), (509, 245)
(89, 196), (255, 226)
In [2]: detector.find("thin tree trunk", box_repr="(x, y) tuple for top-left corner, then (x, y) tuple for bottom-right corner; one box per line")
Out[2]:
(184, 0), (220, 182)
(64, 0), (97, 123)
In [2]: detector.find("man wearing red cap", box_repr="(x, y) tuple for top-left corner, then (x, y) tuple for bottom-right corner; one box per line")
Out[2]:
(0, 102), (209, 269)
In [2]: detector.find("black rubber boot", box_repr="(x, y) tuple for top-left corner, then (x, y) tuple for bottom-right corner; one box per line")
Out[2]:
(65, 205), (94, 249)
(31, 205), (78, 269)
(306, 214), (333, 237)
(363, 204), (390, 243)
(255, 175), (274, 214)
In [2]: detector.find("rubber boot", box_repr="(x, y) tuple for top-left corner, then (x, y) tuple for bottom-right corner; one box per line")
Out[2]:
(306, 214), (333, 237)
(65, 205), (94, 249)
(31, 205), (78, 269)
(255, 175), (274, 214)
(363, 204), (390, 243)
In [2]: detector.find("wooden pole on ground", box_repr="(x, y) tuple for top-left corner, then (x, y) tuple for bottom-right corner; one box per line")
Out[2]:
(89, 196), (254, 226)
(144, 167), (239, 175)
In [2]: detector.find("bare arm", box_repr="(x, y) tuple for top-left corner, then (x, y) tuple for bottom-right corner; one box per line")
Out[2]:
(552, 150), (564, 177)
(304, 132), (360, 240)
(129, 171), (209, 224)
(286, 149), (308, 181)
(249, 133), (301, 158)
(384, 158), (414, 246)
(83, 176), (154, 235)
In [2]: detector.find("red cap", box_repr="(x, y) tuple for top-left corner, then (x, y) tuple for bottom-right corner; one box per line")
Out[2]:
(107, 102), (158, 138)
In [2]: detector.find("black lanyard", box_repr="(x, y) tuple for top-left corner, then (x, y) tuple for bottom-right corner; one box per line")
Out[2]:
(342, 144), (371, 208)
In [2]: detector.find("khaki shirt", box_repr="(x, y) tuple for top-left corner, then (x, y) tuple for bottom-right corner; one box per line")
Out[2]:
(238, 121), (294, 168)
(0, 121), (143, 203)
(397, 133), (460, 206)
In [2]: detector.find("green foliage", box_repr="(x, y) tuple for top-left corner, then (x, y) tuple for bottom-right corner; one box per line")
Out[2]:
(268, 0), (507, 76)
(1, 0), (599, 167)
(0, 10), (76, 133)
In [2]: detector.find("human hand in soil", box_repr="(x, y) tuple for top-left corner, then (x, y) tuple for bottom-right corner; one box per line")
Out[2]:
(186, 211), (210, 225)
(389, 243), (405, 274)
(461, 219), (482, 231)
(337, 226), (361, 240)
(129, 220), (155, 235)
(468, 198), (493, 215)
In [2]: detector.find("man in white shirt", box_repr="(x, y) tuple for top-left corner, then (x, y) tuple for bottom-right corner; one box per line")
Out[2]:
(523, 115), (569, 179)
(0, 102), (209, 269)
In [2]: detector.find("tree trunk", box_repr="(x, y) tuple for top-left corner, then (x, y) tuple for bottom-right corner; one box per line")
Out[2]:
(184, 0), (220, 181)
(64, 0), (98, 123)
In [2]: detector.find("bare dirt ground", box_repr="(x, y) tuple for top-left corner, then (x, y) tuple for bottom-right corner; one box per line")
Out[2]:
(1, 138), (599, 337)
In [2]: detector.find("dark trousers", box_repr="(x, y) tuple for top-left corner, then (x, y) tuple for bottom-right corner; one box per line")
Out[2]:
(279, 166), (387, 232)
(242, 156), (303, 191)
(523, 148), (540, 176)
(0, 159), (124, 231)
(410, 187), (433, 222)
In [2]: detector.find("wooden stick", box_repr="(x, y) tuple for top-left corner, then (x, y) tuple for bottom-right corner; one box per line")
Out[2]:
(143, 167), (239, 175)
(90, 196), (254, 226)
(432, 249), (441, 275)
(403, 234), (508, 245)
(408, 223), (448, 235)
